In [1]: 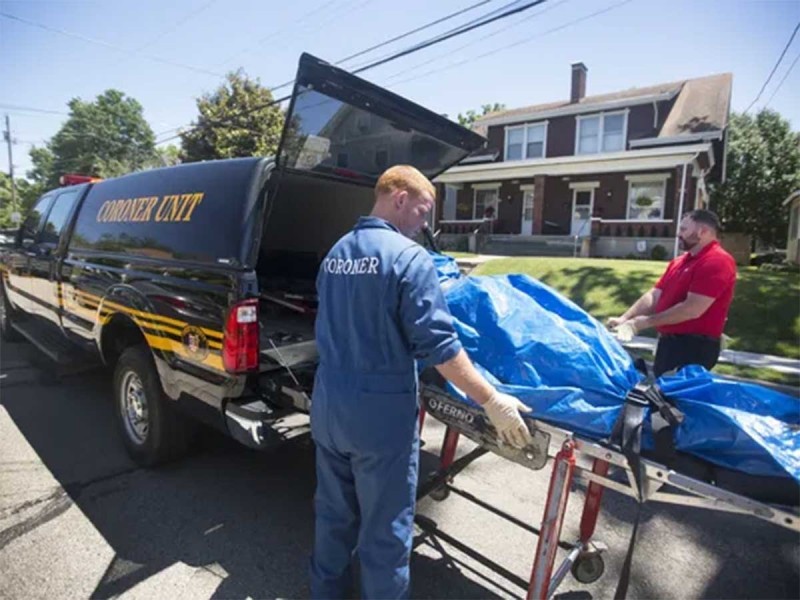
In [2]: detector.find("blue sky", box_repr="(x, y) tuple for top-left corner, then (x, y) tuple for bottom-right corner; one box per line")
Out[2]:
(1, 0), (798, 179)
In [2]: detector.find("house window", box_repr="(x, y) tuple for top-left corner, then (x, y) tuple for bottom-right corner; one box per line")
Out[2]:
(505, 122), (547, 160)
(473, 187), (499, 219)
(627, 180), (666, 220)
(506, 127), (524, 160)
(576, 111), (628, 154)
(791, 203), (800, 240)
(443, 185), (458, 221)
(577, 116), (600, 154)
(355, 114), (370, 134)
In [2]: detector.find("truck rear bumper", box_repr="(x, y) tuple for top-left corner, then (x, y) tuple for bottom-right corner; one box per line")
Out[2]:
(223, 399), (311, 450)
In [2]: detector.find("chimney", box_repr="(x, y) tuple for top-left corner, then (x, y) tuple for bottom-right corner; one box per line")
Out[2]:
(571, 62), (587, 103)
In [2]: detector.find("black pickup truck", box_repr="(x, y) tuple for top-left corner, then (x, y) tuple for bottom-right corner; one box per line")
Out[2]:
(0, 54), (485, 466)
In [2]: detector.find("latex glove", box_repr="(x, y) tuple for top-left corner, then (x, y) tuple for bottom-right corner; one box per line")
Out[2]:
(482, 391), (533, 449)
(615, 321), (636, 342)
(606, 316), (627, 329)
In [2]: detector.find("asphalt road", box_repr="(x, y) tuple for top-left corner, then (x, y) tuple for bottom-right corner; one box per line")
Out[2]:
(1, 338), (798, 599)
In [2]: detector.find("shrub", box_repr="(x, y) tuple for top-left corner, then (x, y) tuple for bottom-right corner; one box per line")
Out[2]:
(758, 261), (800, 273)
(650, 244), (668, 261)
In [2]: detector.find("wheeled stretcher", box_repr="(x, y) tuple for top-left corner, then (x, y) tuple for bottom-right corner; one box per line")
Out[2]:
(415, 380), (800, 600)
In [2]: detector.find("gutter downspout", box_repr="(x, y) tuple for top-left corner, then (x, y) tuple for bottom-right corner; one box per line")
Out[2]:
(673, 153), (700, 258)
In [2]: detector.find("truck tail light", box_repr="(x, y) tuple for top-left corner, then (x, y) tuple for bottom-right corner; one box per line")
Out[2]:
(223, 299), (259, 373)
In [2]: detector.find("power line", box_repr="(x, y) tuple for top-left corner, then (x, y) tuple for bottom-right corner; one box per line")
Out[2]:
(335, 0), (494, 65)
(345, 0), (522, 72)
(763, 51), (800, 109)
(381, 0), (569, 84)
(156, 0), (552, 144)
(0, 103), (69, 116)
(744, 21), (800, 114)
(264, 0), (505, 94)
(0, 11), (226, 78)
(104, 0), (218, 70)
(215, 0), (342, 67)
(350, 0), (547, 75)
(387, 0), (633, 88)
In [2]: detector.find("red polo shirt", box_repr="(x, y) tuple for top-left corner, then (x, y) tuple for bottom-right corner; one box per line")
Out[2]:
(653, 240), (737, 338)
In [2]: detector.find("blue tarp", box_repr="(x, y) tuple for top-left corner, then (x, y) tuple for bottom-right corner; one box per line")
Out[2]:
(432, 253), (800, 482)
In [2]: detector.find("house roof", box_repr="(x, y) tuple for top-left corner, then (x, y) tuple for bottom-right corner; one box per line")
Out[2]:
(436, 143), (712, 184)
(471, 72), (732, 137)
(659, 73), (732, 136)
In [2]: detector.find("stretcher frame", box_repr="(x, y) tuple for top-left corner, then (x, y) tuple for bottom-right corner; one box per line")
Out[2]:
(416, 383), (800, 600)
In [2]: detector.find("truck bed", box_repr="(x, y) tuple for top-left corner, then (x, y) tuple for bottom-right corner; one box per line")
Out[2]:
(258, 295), (317, 372)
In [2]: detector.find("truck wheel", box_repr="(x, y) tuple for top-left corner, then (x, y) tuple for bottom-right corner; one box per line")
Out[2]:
(113, 344), (191, 466)
(0, 285), (22, 342)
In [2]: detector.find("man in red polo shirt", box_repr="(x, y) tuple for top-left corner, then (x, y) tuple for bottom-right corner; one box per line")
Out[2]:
(608, 210), (737, 377)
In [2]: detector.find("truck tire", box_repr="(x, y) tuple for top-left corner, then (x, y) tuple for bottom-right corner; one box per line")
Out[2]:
(113, 344), (192, 466)
(0, 284), (23, 342)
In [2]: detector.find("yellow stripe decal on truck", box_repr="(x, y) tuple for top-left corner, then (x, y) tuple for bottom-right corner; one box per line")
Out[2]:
(72, 288), (224, 340)
(66, 288), (227, 372)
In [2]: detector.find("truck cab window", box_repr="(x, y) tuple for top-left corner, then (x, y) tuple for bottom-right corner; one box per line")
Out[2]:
(21, 194), (55, 245)
(40, 189), (80, 245)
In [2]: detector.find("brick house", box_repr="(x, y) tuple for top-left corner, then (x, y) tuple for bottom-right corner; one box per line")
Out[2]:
(434, 64), (732, 258)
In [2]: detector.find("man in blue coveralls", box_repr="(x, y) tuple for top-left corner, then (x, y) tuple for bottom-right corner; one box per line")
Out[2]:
(310, 165), (534, 598)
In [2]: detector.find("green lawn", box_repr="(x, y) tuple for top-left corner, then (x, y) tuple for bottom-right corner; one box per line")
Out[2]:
(471, 257), (800, 359)
(444, 251), (477, 259)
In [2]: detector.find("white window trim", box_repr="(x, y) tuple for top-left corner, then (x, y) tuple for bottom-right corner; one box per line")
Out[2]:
(575, 110), (629, 155)
(504, 121), (548, 161)
(472, 185), (500, 220)
(625, 173), (671, 183)
(521, 187), (535, 235)
(569, 181), (601, 190)
(626, 178), (668, 221)
(571, 188), (595, 235)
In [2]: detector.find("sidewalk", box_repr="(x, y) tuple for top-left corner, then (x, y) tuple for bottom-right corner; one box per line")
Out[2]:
(623, 336), (800, 376)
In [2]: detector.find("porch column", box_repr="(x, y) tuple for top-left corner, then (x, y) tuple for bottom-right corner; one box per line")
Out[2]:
(673, 162), (689, 258)
(533, 176), (546, 234)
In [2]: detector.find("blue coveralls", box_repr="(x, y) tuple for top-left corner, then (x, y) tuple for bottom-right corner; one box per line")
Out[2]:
(310, 216), (462, 599)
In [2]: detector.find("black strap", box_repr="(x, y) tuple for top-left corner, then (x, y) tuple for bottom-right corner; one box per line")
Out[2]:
(614, 502), (644, 600)
(616, 385), (649, 501)
(610, 383), (685, 599)
(644, 384), (684, 465)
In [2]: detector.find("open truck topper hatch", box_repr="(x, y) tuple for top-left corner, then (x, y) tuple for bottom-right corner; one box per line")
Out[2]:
(276, 53), (487, 184)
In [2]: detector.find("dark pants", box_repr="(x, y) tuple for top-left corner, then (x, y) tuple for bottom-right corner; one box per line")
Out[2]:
(653, 334), (721, 377)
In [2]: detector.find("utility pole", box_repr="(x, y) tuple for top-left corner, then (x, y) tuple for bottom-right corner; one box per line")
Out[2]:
(3, 114), (17, 213)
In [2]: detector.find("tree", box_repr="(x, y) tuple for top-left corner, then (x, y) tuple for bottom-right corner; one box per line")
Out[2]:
(147, 144), (182, 169)
(710, 109), (800, 248)
(30, 90), (156, 188)
(0, 173), (38, 228)
(180, 71), (285, 162)
(457, 103), (506, 128)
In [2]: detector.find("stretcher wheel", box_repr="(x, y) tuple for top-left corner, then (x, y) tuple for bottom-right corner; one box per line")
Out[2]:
(429, 485), (450, 502)
(571, 551), (605, 584)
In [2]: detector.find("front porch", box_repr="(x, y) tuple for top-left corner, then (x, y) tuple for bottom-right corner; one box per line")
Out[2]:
(435, 230), (676, 259)
(434, 214), (678, 258)
(436, 218), (677, 238)
(433, 143), (713, 257)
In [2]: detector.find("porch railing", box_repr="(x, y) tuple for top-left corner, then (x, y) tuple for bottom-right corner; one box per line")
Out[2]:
(595, 220), (675, 238)
(438, 219), (495, 235)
